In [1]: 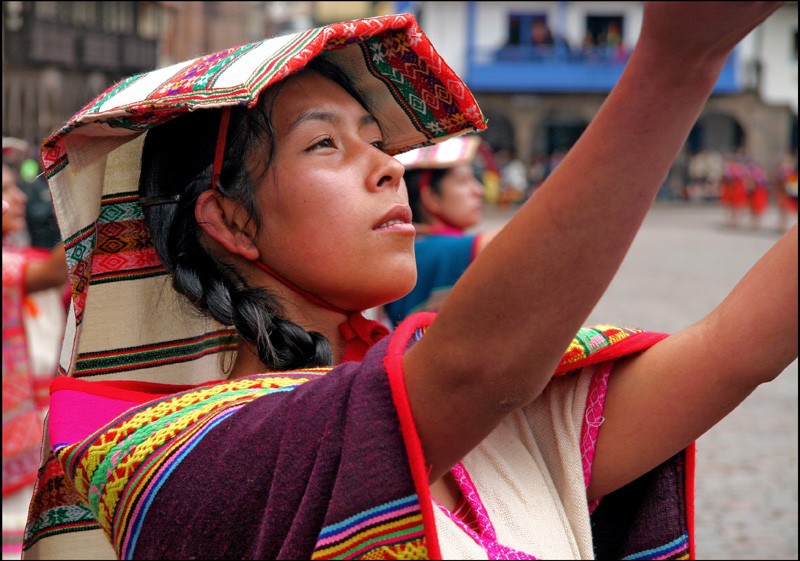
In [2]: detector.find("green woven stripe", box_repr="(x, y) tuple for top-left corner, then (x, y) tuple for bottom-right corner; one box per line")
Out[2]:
(64, 231), (96, 271)
(244, 29), (319, 96)
(90, 268), (167, 285)
(570, 328), (594, 355)
(44, 155), (68, 179)
(334, 523), (424, 558)
(74, 332), (238, 375)
(86, 74), (144, 114)
(363, 35), (444, 138)
(98, 199), (143, 223)
(23, 504), (99, 543)
(88, 387), (265, 514)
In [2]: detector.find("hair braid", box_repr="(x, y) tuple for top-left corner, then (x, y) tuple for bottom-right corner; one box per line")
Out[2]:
(139, 92), (340, 371)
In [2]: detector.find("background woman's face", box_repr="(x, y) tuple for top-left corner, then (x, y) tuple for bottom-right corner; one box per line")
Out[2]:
(252, 71), (417, 311)
(2, 165), (27, 236)
(431, 164), (484, 230)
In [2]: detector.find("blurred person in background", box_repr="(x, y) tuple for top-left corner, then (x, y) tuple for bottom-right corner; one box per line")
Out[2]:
(2, 138), (61, 250)
(496, 147), (529, 206)
(382, 136), (501, 326)
(747, 157), (770, 230)
(2, 163), (68, 559)
(776, 150), (798, 231)
(719, 148), (750, 227)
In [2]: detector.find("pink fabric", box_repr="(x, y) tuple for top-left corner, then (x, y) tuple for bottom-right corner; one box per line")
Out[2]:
(434, 462), (537, 559)
(48, 389), (140, 446)
(580, 362), (612, 513)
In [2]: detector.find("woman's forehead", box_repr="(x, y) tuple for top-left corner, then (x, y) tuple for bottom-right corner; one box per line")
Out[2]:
(272, 72), (374, 129)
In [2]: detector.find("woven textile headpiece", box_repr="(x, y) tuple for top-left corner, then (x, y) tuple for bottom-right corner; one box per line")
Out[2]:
(42, 13), (487, 384)
(394, 135), (482, 170)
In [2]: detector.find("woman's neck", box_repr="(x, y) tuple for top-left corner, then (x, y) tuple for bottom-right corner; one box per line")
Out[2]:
(227, 299), (348, 379)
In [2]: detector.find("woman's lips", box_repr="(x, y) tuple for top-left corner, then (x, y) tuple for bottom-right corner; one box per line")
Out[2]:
(373, 205), (415, 233)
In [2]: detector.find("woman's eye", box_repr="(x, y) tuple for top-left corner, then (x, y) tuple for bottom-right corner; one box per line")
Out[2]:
(307, 137), (335, 151)
(372, 140), (387, 152)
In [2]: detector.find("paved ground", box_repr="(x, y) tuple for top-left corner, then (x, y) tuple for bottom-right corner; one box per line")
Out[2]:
(480, 200), (798, 560)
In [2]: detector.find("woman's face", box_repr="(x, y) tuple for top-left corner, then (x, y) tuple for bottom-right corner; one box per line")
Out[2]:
(429, 164), (484, 230)
(252, 71), (417, 311)
(2, 165), (27, 236)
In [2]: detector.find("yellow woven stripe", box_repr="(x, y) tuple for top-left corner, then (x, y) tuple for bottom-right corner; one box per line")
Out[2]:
(95, 391), (261, 530)
(70, 374), (317, 528)
(72, 378), (257, 496)
(311, 514), (423, 559)
(359, 539), (428, 560)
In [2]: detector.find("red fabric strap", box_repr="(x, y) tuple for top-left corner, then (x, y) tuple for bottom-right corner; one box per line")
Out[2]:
(252, 260), (388, 361)
(211, 107), (231, 190)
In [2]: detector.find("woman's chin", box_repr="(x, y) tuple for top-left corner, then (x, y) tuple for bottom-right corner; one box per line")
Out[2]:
(367, 277), (418, 310)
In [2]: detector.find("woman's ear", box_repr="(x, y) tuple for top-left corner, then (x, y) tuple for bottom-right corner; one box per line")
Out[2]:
(195, 190), (260, 261)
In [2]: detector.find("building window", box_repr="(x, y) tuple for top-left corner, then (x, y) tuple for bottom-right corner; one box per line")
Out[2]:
(506, 13), (552, 47)
(117, 2), (136, 34)
(584, 15), (623, 49)
(73, 1), (98, 28)
(100, 2), (119, 32)
(34, 2), (58, 21)
(3, 1), (24, 31)
(56, 1), (73, 24)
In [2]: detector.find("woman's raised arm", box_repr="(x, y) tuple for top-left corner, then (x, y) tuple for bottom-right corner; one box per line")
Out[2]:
(589, 223), (797, 499)
(402, 2), (784, 482)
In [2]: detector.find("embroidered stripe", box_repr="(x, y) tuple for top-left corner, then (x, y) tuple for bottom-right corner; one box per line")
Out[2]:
(621, 533), (690, 560)
(73, 331), (238, 376)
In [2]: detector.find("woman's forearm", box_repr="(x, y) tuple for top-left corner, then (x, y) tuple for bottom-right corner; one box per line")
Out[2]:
(425, 46), (727, 395)
(704, 224), (798, 384)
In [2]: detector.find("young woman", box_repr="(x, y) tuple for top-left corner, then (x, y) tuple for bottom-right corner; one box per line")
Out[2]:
(383, 135), (501, 325)
(23, 4), (796, 560)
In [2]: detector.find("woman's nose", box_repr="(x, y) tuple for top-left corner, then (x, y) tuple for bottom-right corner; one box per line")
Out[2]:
(370, 150), (405, 192)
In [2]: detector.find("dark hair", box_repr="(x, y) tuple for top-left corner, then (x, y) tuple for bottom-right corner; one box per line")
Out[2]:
(404, 168), (449, 223)
(139, 56), (369, 371)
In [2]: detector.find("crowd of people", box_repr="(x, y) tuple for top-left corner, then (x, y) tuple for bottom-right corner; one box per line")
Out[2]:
(486, 143), (798, 233)
(683, 147), (798, 230)
(1, 4), (797, 561)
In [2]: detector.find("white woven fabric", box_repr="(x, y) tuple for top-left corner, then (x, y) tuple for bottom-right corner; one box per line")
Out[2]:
(435, 366), (599, 560)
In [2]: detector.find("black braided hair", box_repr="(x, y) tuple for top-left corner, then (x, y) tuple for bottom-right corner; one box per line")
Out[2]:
(139, 56), (366, 371)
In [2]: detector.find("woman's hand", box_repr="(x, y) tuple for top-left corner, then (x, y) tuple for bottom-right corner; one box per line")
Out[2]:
(637, 2), (782, 68)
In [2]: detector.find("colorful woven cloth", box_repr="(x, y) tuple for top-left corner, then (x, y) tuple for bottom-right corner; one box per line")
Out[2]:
(50, 336), (424, 560)
(395, 136), (482, 169)
(43, 313), (691, 559)
(41, 11), (487, 386)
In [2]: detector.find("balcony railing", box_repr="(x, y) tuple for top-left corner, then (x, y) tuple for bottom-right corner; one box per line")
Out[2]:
(466, 43), (740, 94)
